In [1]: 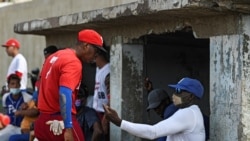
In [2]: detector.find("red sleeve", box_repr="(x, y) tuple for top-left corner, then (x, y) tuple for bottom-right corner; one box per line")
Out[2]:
(59, 60), (82, 90)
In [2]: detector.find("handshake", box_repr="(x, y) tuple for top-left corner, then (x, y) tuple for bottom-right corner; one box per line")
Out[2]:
(46, 120), (65, 135)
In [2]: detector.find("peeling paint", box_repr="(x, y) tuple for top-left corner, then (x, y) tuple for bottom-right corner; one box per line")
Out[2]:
(112, 44), (144, 141)
(14, 0), (242, 39)
(243, 34), (249, 53)
(210, 35), (242, 141)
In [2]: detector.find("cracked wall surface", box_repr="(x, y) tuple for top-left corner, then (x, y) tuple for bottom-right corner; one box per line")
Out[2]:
(210, 34), (242, 141)
(1, 0), (250, 140)
(210, 15), (250, 141)
(14, 0), (248, 35)
(240, 15), (250, 141)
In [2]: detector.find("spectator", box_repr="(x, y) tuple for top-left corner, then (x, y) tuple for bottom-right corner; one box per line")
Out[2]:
(8, 91), (39, 141)
(145, 77), (209, 141)
(1, 74), (32, 141)
(91, 44), (110, 140)
(33, 45), (58, 93)
(146, 88), (179, 141)
(76, 84), (104, 141)
(104, 77), (206, 141)
(43, 45), (58, 59)
(92, 44), (110, 116)
(2, 38), (28, 91)
(36, 29), (106, 141)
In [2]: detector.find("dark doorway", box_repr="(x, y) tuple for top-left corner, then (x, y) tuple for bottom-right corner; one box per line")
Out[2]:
(141, 27), (210, 126)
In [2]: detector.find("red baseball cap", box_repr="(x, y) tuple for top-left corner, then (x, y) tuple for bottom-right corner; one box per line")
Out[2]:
(78, 29), (106, 52)
(2, 38), (20, 48)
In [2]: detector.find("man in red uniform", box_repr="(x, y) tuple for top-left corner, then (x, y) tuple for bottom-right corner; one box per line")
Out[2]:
(34, 29), (106, 141)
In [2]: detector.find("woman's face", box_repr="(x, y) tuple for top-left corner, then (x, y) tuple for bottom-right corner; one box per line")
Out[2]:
(172, 89), (193, 108)
(172, 94), (182, 106)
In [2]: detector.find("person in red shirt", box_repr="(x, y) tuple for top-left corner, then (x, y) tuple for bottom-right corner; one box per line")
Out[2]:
(34, 29), (106, 141)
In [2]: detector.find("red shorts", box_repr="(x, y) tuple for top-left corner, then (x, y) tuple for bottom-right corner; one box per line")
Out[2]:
(34, 113), (85, 141)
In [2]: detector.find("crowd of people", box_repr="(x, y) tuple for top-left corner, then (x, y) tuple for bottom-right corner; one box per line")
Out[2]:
(0, 29), (209, 141)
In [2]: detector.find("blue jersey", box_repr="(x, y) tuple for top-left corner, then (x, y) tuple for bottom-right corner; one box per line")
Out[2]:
(157, 103), (179, 141)
(163, 104), (179, 119)
(2, 92), (32, 127)
(77, 106), (104, 141)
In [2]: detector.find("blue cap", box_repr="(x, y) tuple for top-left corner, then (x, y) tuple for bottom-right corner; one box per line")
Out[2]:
(168, 77), (204, 99)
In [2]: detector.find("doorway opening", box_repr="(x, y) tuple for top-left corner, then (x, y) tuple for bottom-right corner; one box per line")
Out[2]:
(141, 26), (210, 126)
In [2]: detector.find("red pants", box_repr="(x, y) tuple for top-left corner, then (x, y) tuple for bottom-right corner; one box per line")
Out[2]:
(34, 113), (85, 141)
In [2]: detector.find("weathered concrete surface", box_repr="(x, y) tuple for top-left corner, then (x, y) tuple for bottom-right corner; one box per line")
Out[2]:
(210, 34), (242, 141)
(14, 0), (248, 37)
(2, 0), (250, 141)
(0, 0), (137, 91)
(110, 37), (144, 141)
(210, 15), (250, 141)
(121, 44), (144, 141)
(110, 37), (123, 141)
(240, 15), (250, 141)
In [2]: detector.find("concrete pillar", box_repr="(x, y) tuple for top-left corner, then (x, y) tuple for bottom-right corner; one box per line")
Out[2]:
(110, 37), (144, 141)
(210, 34), (242, 141)
(210, 15), (250, 141)
(240, 15), (250, 141)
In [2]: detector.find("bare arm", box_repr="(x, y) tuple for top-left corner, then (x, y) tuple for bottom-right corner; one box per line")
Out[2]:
(15, 100), (39, 117)
(92, 122), (104, 141)
(105, 73), (110, 104)
(15, 108), (39, 117)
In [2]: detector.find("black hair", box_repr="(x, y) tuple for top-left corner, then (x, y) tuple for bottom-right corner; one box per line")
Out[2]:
(77, 83), (89, 99)
(43, 45), (58, 56)
(7, 74), (21, 84)
(97, 42), (110, 62)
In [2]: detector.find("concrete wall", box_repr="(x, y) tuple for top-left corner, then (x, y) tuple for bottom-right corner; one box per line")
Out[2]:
(1, 0), (250, 140)
(0, 0), (137, 89)
(110, 37), (144, 141)
(210, 15), (250, 141)
(240, 15), (250, 141)
(108, 14), (244, 140)
(210, 35), (242, 141)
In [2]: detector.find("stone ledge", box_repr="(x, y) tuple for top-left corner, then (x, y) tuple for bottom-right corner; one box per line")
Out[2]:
(14, 0), (248, 35)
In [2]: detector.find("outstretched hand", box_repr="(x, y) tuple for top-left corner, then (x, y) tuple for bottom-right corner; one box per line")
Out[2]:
(103, 105), (122, 127)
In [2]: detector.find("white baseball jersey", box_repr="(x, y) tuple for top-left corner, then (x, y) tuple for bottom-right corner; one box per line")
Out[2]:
(121, 105), (205, 141)
(7, 54), (28, 90)
(93, 63), (110, 113)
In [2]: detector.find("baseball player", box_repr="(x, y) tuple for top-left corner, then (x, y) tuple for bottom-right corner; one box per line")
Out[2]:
(2, 38), (28, 91)
(92, 46), (110, 117)
(92, 46), (110, 140)
(35, 29), (107, 141)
